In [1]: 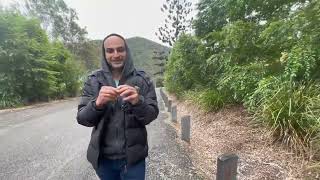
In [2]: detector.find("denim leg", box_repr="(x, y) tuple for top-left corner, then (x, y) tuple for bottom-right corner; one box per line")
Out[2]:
(121, 159), (145, 180)
(95, 158), (121, 180)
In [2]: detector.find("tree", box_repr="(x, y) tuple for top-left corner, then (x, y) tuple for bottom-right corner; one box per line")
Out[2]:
(152, 50), (167, 76)
(24, 0), (87, 48)
(23, 0), (100, 72)
(164, 34), (207, 93)
(152, 49), (169, 87)
(0, 10), (84, 107)
(73, 40), (100, 71)
(156, 0), (193, 46)
(193, 0), (308, 38)
(0, 11), (56, 103)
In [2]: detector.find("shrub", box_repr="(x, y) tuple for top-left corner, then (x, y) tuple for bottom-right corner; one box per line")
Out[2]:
(252, 79), (320, 156)
(183, 88), (229, 112)
(164, 34), (207, 96)
(0, 92), (21, 108)
(155, 77), (164, 87)
(218, 63), (265, 103)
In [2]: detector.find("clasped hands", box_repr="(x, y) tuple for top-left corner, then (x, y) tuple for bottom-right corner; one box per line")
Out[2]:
(95, 85), (139, 109)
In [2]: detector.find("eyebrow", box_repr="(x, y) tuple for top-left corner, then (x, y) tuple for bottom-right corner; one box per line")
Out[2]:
(105, 46), (125, 49)
(105, 46), (126, 54)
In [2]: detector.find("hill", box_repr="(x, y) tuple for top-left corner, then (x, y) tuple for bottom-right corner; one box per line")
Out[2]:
(126, 37), (170, 79)
(89, 37), (170, 82)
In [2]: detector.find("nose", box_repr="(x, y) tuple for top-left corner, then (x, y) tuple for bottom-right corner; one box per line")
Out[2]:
(113, 51), (121, 58)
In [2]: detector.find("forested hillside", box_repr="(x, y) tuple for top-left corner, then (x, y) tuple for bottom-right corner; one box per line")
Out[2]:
(127, 37), (170, 79)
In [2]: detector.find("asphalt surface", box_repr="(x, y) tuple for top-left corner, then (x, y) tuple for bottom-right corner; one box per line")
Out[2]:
(0, 89), (203, 180)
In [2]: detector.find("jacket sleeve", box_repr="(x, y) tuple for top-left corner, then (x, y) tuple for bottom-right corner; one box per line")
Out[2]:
(76, 75), (105, 127)
(131, 83), (159, 125)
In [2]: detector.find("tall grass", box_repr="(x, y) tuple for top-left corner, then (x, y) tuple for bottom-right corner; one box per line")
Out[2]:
(0, 92), (21, 109)
(183, 89), (230, 112)
(251, 78), (320, 157)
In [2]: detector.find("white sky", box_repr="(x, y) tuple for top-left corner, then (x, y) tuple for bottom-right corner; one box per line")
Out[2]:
(1, 0), (198, 44)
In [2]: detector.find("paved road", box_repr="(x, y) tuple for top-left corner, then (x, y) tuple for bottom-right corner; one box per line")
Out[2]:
(0, 89), (203, 180)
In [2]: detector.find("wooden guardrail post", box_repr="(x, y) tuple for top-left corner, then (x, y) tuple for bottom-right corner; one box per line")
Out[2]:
(160, 88), (164, 101)
(181, 115), (190, 143)
(171, 105), (177, 123)
(165, 96), (169, 107)
(160, 88), (167, 107)
(167, 100), (172, 112)
(164, 94), (168, 107)
(216, 153), (239, 180)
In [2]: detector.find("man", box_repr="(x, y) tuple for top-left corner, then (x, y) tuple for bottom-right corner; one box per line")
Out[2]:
(77, 33), (159, 180)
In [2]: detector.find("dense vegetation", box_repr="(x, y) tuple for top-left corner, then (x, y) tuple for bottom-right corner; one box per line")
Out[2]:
(0, 0), (102, 108)
(164, 0), (320, 159)
(0, 10), (83, 108)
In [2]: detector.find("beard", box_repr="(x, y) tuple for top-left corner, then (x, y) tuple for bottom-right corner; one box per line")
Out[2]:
(109, 60), (124, 70)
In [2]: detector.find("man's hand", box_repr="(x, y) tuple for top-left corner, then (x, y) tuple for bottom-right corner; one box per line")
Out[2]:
(95, 86), (118, 108)
(117, 85), (139, 105)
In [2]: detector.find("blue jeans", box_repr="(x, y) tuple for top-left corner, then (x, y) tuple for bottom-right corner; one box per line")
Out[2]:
(95, 158), (145, 180)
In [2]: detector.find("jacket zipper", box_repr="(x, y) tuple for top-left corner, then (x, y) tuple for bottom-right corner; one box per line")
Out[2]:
(124, 110), (128, 172)
(113, 79), (121, 158)
(119, 78), (128, 168)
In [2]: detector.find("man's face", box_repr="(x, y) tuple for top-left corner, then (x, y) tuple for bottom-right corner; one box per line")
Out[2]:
(104, 36), (127, 70)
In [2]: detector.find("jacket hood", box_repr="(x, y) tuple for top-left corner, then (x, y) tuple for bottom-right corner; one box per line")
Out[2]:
(101, 33), (135, 79)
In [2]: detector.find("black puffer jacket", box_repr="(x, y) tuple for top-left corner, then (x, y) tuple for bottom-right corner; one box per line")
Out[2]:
(76, 34), (159, 169)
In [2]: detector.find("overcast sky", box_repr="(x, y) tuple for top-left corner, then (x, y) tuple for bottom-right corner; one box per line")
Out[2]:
(1, 0), (198, 44)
